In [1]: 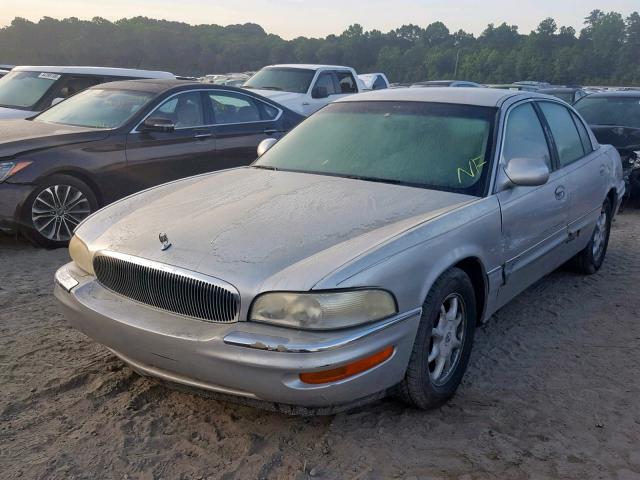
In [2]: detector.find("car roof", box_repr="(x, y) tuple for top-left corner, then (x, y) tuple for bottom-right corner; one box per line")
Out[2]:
(12, 65), (174, 78)
(266, 64), (353, 71)
(336, 87), (541, 107)
(538, 87), (580, 93)
(581, 91), (640, 98)
(95, 79), (223, 92)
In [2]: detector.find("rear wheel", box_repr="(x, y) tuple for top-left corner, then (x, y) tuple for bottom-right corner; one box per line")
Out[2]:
(399, 268), (476, 409)
(22, 174), (97, 248)
(573, 198), (612, 274)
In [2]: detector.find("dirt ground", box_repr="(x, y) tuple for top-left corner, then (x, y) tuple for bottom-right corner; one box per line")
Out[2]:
(1, 209), (640, 480)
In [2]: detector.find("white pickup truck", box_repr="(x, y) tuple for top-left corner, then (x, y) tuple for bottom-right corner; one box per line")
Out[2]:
(243, 64), (365, 116)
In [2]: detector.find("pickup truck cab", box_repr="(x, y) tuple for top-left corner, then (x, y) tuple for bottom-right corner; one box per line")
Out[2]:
(243, 64), (364, 116)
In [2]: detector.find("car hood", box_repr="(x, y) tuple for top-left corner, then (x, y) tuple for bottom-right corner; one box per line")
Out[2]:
(590, 125), (640, 154)
(0, 120), (110, 158)
(248, 90), (306, 111)
(0, 106), (36, 120)
(79, 168), (475, 295)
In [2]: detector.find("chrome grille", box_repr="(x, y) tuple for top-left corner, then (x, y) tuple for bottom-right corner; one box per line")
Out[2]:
(93, 251), (239, 323)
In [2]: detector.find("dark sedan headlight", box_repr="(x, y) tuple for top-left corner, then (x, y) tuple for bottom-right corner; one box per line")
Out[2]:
(0, 161), (32, 183)
(250, 289), (397, 330)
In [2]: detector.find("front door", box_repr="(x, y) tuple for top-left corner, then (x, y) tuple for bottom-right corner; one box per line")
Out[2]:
(496, 101), (572, 306)
(125, 90), (215, 193)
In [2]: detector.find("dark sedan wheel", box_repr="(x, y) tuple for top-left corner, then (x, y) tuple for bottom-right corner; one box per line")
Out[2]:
(573, 198), (612, 274)
(23, 175), (97, 248)
(398, 267), (476, 409)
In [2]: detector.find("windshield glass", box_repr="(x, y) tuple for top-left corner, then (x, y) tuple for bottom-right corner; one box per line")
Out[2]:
(575, 96), (640, 128)
(35, 88), (154, 129)
(255, 101), (496, 196)
(0, 71), (60, 109)
(244, 67), (315, 94)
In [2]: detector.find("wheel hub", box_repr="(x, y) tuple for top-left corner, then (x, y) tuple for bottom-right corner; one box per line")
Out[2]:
(31, 184), (92, 242)
(428, 293), (466, 386)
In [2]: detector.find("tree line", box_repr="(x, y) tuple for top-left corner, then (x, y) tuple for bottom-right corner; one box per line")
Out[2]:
(0, 10), (638, 85)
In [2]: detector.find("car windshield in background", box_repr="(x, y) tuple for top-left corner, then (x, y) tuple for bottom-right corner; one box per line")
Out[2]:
(255, 101), (496, 196)
(35, 88), (154, 129)
(0, 71), (59, 109)
(244, 68), (315, 94)
(575, 96), (640, 129)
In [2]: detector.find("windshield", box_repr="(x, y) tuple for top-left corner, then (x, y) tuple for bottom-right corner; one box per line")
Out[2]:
(35, 88), (154, 129)
(255, 101), (496, 196)
(0, 71), (60, 109)
(575, 96), (640, 129)
(244, 67), (315, 94)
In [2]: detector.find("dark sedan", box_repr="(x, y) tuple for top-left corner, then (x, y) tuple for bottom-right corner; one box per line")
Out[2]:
(574, 91), (640, 197)
(538, 87), (587, 105)
(0, 80), (304, 247)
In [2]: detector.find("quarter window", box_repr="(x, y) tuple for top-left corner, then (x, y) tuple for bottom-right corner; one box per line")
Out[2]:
(502, 103), (552, 169)
(539, 102), (585, 167)
(153, 92), (204, 128)
(571, 111), (594, 154)
(209, 92), (262, 124)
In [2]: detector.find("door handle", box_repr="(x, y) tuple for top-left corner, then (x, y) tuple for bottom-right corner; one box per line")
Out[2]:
(193, 132), (212, 139)
(555, 185), (565, 200)
(263, 128), (278, 135)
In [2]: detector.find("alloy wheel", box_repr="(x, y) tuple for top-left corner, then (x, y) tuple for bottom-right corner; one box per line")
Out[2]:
(591, 208), (608, 260)
(31, 184), (91, 242)
(428, 293), (467, 386)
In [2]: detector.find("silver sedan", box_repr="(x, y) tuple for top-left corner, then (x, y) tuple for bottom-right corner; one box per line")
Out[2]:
(55, 88), (625, 412)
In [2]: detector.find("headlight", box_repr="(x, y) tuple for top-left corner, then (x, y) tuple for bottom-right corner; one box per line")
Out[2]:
(69, 235), (94, 275)
(0, 161), (32, 183)
(250, 289), (397, 330)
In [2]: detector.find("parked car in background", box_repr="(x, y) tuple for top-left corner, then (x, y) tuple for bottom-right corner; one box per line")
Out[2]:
(513, 81), (551, 91)
(575, 91), (640, 197)
(0, 69), (10, 78)
(243, 64), (365, 116)
(202, 73), (252, 87)
(55, 88), (623, 413)
(538, 87), (587, 105)
(359, 73), (390, 90)
(410, 80), (483, 88)
(0, 79), (304, 247)
(0, 66), (175, 120)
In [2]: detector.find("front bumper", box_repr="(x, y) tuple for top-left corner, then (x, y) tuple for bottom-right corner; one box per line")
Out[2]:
(0, 182), (33, 234)
(54, 262), (422, 409)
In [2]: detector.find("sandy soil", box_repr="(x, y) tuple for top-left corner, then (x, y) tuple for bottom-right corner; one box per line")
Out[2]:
(1, 209), (640, 480)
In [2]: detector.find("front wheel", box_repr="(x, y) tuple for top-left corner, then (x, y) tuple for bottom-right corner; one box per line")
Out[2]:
(398, 268), (476, 409)
(22, 174), (98, 248)
(573, 198), (612, 275)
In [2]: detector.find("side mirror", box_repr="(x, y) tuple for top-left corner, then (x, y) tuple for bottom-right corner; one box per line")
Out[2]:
(141, 117), (175, 133)
(503, 157), (550, 187)
(51, 97), (65, 106)
(257, 138), (278, 157)
(312, 86), (329, 99)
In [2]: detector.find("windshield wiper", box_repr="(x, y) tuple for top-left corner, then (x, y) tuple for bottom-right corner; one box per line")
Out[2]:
(253, 165), (278, 171)
(342, 174), (419, 187)
(254, 86), (283, 91)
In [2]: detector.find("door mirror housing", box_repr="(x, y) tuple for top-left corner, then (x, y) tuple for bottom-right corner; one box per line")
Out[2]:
(141, 117), (175, 133)
(311, 86), (329, 99)
(503, 157), (550, 187)
(257, 138), (278, 157)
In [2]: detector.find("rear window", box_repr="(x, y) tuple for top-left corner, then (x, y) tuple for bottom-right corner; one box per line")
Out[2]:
(575, 96), (640, 129)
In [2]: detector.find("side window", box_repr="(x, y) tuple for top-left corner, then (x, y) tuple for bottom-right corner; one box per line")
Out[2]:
(209, 91), (261, 124)
(502, 103), (552, 169)
(571, 111), (594, 154)
(539, 102), (585, 167)
(261, 102), (279, 120)
(315, 72), (337, 96)
(335, 71), (358, 94)
(51, 76), (101, 105)
(372, 75), (387, 90)
(152, 91), (204, 128)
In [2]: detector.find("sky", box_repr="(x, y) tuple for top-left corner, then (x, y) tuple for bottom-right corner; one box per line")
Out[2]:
(1, 0), (638, 39)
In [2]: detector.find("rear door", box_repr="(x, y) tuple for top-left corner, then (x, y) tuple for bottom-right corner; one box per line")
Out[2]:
(206, 89), (285, 168)
(496, 101), (572, 306)
(125, 90), (216, 193)
(537, 101), (608, 248)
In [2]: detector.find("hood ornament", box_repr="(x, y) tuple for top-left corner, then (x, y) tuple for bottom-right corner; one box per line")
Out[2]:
(159, 232), (172, 251)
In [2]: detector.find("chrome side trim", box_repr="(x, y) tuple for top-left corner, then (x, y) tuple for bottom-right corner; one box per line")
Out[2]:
(223, 307), (422, 353)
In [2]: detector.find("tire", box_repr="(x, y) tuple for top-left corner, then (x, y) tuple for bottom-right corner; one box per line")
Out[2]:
(21, 174), (98, 248)
(573, 198), (612, 275)
(398, 267), (476, 409)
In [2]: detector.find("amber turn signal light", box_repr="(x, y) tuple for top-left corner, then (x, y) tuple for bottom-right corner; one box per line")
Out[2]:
(299, 346), (394, 385)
